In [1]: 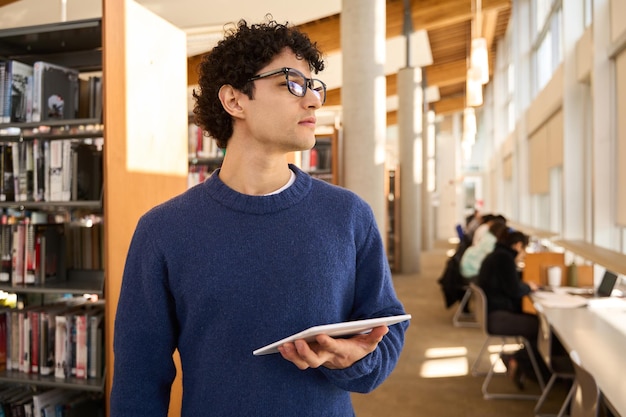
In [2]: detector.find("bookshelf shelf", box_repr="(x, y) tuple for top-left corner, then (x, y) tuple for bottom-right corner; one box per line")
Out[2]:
(0, 201), (102, 211)
(0, 118), (102, 130)
(0, 370), (104, 392)
(0, 269), (104, 295)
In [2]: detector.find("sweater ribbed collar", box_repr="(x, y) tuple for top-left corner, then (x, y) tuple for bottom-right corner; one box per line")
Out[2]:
(203, 164), (312, 215)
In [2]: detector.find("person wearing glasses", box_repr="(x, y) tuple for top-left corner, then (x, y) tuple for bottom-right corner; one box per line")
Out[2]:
(110, 18), (408, 417)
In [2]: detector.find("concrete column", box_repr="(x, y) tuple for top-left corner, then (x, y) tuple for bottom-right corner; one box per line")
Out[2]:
(422, 109), (433, 251)
(341, 0), (387, 232)
(561, 1), (586, 240)
(592, 0), (618, 248)
(397, 67), (422, 273)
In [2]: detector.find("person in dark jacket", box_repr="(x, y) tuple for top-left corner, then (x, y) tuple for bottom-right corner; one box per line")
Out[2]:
(476, 230), (548, 389)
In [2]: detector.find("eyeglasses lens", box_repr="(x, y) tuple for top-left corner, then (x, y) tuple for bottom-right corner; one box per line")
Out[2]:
(286, 70), (325, 104)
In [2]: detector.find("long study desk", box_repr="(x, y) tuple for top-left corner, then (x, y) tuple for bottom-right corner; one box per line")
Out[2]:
(536, 298), (626, 416)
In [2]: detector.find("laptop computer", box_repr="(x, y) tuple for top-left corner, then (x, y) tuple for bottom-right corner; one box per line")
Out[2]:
(567, 270), (619, 298)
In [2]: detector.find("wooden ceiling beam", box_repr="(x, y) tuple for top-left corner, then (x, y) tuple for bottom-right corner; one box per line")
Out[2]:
(0, 0), (20, 6)
(187, 1), (512, 117)
(431, 95), (465, 115)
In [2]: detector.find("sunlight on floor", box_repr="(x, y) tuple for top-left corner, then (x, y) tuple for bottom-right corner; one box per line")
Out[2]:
(420, 346), (469, 378)
(425, 346), (468, 358)
(420, 343), (523, 378)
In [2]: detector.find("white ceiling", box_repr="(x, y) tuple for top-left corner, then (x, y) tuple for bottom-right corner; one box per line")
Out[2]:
(0, 0), (341, 56)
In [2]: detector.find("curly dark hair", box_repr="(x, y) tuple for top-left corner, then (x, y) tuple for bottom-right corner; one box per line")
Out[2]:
(192, 17), (325, 149)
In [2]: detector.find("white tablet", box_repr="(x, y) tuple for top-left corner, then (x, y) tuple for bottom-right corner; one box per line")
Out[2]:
(253, 314), (411, 356)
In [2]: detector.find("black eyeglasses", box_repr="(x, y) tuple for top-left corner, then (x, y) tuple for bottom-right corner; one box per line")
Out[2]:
(248, 67), (327, 105)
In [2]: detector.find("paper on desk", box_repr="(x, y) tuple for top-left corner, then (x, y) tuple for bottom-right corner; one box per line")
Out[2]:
(533, 291), (588, 308)
(586, 297), (626, 309)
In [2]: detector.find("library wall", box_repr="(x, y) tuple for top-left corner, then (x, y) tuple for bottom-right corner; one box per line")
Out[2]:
(617, 50), (626, 226)
(610, 0), (626, 43)
(527, 109), (563, 195)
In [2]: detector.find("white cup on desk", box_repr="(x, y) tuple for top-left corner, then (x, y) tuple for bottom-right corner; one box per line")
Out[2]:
(548, 266), (562, 288)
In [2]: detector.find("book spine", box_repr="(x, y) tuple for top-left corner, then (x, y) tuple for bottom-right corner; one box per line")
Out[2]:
(0, 311), (7, 371)
(31, 62), (42, 123)
(30, 310), (39, 374)
(21, 311), (30, 373)
(39, 310), (53, 376)
(48, 141), (62, 202)
(2, 61), (11, 123)
(11, 222), (25, 286)
(54, 315), (66, 379)
(74, 314), (87, 379)
(24, 220), (36, 285)
(0, 217), (12, 283)
(88, 313), (103, 379)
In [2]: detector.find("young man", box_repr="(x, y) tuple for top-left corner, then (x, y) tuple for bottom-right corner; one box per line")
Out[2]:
(110, 19), (408, 416)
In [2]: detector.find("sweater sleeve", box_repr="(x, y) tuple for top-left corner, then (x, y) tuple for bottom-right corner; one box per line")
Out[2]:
(319, 214), (408, 393)
(110, 217), (178, 417)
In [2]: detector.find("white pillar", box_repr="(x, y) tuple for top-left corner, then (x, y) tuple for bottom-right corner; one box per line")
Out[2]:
(561, 1), (586, 240)
(592, 0), (618, 248)
(397, 67), (422, 273)
(341, 0), (387, 232)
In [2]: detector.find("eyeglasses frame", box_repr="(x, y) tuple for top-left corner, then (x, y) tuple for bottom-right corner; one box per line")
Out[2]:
(247, 67), (327, 105)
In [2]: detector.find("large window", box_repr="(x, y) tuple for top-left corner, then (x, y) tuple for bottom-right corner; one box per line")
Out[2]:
(532, 0), (563, 96)
(584, 0), (593, 28)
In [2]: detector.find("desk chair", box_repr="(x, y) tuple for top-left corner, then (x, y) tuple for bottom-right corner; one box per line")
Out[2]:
(534, 308), (576, 417)
(452, 285), (479, 327)
(470, 283), (546, 400)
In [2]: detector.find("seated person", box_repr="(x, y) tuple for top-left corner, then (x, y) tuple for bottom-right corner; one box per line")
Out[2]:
(459, 220), (508, 279)
(476, 230), (549, 389)
(472, 213), (507, 245)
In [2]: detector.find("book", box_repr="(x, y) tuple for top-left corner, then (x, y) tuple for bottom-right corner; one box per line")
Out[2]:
(32, 61), (79, 122)
(87, 311), (103, 379)
(6, 60), (34, 123)
(31, 388), (64, 417)
(48, 140), (63, 202)
(24, 219), (36, 285)
(32, 139), (45, 202)
(9, 310), (18, 370)
(39, 304), (69, 377)
(53, 314), (68, 379)
(0, 217), (13, 283)
(1, 143), (15, 202)
(1, 60), (9, 123)
(0, 311), (7, 371)
(74, 313), (88, 379)
(71, 142), (103, 201)
(11, 221), (25, 286)
(34, 223), (67, 285)
(0, 62), (6, 123)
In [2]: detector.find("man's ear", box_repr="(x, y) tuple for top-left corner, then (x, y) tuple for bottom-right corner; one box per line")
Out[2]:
(218, 84), (245, 118)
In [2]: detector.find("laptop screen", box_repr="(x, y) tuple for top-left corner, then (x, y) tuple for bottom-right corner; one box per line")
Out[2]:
(596, 270), (618, 297)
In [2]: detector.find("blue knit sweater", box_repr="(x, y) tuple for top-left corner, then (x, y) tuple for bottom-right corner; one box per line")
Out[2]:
(110, 165), (408, 417)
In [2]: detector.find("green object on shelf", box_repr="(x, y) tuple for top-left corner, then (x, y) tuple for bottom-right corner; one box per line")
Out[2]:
(567, 263), (579, 287)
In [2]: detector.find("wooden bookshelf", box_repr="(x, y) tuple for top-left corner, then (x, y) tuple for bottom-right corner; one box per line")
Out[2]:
(292, 127), (339, 184)
(0, 2), (189, 416)
(0, 17), (107, 406)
